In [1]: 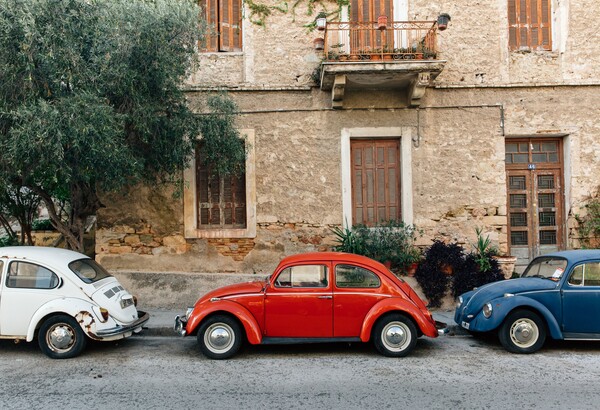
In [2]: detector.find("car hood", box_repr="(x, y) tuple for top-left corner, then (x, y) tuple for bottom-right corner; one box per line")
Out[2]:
(464, 277), (558, 311)
(199, 281), (266, 303)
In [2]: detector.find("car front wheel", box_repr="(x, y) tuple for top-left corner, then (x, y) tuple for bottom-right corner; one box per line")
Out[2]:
(197, 315), (243, 359)
(373, 313), (417, 357)
(499, 309), (546, 354)
(38, 315), (87, 359)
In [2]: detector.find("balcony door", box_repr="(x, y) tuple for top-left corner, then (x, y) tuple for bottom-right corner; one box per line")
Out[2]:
(349, 0), (407, 52)
(505, 138), (564, 266)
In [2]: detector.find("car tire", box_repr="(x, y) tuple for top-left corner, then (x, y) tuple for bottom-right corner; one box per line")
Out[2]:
(372, 313), (417, 357)
(498, 309), (546, 354)
(197, 315), (243, 360)
(38, 315), (87, 359)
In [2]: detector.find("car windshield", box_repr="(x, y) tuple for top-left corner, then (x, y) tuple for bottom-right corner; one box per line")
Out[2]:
(522, 257), (568, 280)
(69, 259), (112, 284)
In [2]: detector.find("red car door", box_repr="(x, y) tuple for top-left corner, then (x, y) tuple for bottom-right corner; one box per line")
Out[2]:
(333, 263), (387, 337)
(265, 263), (333, 338)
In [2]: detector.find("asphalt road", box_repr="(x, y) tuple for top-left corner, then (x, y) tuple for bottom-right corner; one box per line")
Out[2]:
(1, 333), (599, 409)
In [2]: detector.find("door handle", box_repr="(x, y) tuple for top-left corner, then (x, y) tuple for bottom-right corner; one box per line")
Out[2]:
(317, 295), (333, 299)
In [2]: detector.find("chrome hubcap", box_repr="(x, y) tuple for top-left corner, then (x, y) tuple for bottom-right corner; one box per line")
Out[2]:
(510, 318), (538, 348)
(382, 321), (410, 352)
(47, 324), (75, 352)
(205, 323), (234, 353)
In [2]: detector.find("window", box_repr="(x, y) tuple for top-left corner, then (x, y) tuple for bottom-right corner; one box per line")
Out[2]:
(335, 265), (381, 288)
(351, 139), (401, 225)
(69, 259), (112, 284)
(183, 130), (255, 239)
(569, 263), (600, 287)
(508, 0), (552, 51)
(7, 261), (59, 289)
(196, 142), (246, 229)
(200, 0), (242, 52)
(274, 265), (328, 288)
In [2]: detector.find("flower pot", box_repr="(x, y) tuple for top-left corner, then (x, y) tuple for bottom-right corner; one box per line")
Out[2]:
(377, 15), (388, 30)
(493, 255), (518, 279)
(406, 262), (418, 277)
(315, 17), (327, 31)
(313, 37), (324, 51)
(437, 13), (451, 31)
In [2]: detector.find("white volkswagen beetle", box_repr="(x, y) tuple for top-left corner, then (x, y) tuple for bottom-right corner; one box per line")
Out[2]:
(0, 246), (149, 359)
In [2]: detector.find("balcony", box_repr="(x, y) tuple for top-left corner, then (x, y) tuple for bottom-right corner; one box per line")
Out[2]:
(318, 20), (446, 108)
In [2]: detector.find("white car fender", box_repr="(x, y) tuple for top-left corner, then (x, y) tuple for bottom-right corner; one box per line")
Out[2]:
(25, 298), (116, 342)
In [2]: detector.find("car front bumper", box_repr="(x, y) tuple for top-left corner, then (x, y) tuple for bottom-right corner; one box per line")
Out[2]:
(174, 315), (187, 337)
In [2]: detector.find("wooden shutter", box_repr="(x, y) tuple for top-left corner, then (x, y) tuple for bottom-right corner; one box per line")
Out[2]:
(508, 0), (552, 51)
(219, 0), (242, 51)
(196, 143), (246, 229)
(350, 139), (401, 225)
(350, 0), (394, 52)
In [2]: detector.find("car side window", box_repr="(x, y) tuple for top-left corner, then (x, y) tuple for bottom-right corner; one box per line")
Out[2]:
(274, 265), (328, 288)
(6, 261), (59, 289)
(568, 262), (600, 286)
(335, 265), (381, 288)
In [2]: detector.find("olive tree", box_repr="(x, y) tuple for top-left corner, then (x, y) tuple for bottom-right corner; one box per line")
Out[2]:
(0, 0), (206, 251)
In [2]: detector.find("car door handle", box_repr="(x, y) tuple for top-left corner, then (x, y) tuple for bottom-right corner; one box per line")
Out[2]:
(317, 295), (332, 299)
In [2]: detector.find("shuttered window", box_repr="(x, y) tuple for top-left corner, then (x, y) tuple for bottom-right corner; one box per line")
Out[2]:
(350, 0), (394, 51)
(200, 0), (242, 52)
(508, 0), (552, 51)
(196, 144), (246, 229)
(350, 139), (401, 225)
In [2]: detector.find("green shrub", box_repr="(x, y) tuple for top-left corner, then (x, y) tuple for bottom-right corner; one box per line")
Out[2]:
(331, 220), (421, 270)
(31, 219), (55, 231)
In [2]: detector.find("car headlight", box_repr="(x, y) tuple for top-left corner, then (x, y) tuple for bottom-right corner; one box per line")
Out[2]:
(185, 307), (194, 320)
(456, 296), (464, 308)
(482, 302), (493, 318)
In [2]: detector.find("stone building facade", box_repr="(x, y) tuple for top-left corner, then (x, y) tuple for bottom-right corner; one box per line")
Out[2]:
(95, 0), (600, 275)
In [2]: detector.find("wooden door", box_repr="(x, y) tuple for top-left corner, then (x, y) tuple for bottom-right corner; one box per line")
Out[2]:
(506, 138), (564, 266)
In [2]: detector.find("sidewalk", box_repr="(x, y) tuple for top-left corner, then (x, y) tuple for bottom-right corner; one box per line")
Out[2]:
(139, 307), (467, 337)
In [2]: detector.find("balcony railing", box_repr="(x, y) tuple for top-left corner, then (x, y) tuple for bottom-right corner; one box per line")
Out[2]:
(323, 21), (438, 61)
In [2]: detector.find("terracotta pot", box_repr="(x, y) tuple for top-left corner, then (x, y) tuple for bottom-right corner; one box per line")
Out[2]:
(377, 15), (388, 30)
(406, 262), (418, 277)
(313, 37), (324, 50)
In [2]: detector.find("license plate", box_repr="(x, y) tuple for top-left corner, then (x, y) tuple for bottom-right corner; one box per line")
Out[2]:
(461, 321), (470, 330)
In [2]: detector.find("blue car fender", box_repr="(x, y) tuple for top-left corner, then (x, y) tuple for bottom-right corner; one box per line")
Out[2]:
(472, 295), (563, 339)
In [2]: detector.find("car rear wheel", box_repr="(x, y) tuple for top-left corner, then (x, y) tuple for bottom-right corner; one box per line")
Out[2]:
(197, 315), (243, 360)
(373, 313), (417, 357)
(499, 309), (546, 354)
(38, 315), (87, 359)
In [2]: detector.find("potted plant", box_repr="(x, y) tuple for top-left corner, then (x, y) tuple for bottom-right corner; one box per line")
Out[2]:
(437, 13), (451, 31)
(313, 37), (324, 50)
(315, 12), (327, 31)
(377, 15), (388, 30)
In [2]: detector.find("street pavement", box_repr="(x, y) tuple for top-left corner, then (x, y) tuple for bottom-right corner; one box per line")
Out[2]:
(140, 306), (466, 337)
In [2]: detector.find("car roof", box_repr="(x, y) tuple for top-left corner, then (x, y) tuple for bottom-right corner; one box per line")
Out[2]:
(536, 249), (600, 263)
(0, 246), (88, 264)
(279, 252), (382, 266)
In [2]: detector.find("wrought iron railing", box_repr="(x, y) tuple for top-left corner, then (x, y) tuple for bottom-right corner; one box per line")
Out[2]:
(323, 21), (438, 61)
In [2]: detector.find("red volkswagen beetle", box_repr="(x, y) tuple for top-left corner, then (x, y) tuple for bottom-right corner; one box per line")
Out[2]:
(175, 252), (442, 359)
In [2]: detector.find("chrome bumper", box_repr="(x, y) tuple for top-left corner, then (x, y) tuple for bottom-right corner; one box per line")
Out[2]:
(174, 315), (187, 337)
(435, 320), (449, 336)
(94, 310), (150, 338)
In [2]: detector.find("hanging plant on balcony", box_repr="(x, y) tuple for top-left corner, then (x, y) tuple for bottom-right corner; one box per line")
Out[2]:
(313, 37), (325, 50)
(377, 15), (388, 30)
(315, 12), (327, 30)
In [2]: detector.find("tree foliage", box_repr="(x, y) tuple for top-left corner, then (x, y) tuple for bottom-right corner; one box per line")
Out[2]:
(0, 0), (205, 251)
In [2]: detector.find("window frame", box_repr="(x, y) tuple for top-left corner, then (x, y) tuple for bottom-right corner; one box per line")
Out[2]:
(508, 0), (552, 51)
(335, 264), (381, 288)
(274, 265), (329, 288)
(183, 130), (256, 239)
(6, 261), (60, 290)
(200, 0), (243, 52)
(341, 127), (413, 230)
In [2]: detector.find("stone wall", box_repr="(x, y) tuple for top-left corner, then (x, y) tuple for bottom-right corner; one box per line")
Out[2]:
(95, 1), (600, 273)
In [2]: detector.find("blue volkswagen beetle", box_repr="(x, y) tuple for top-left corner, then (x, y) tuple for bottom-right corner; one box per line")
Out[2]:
(455, 250), (600, 353)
